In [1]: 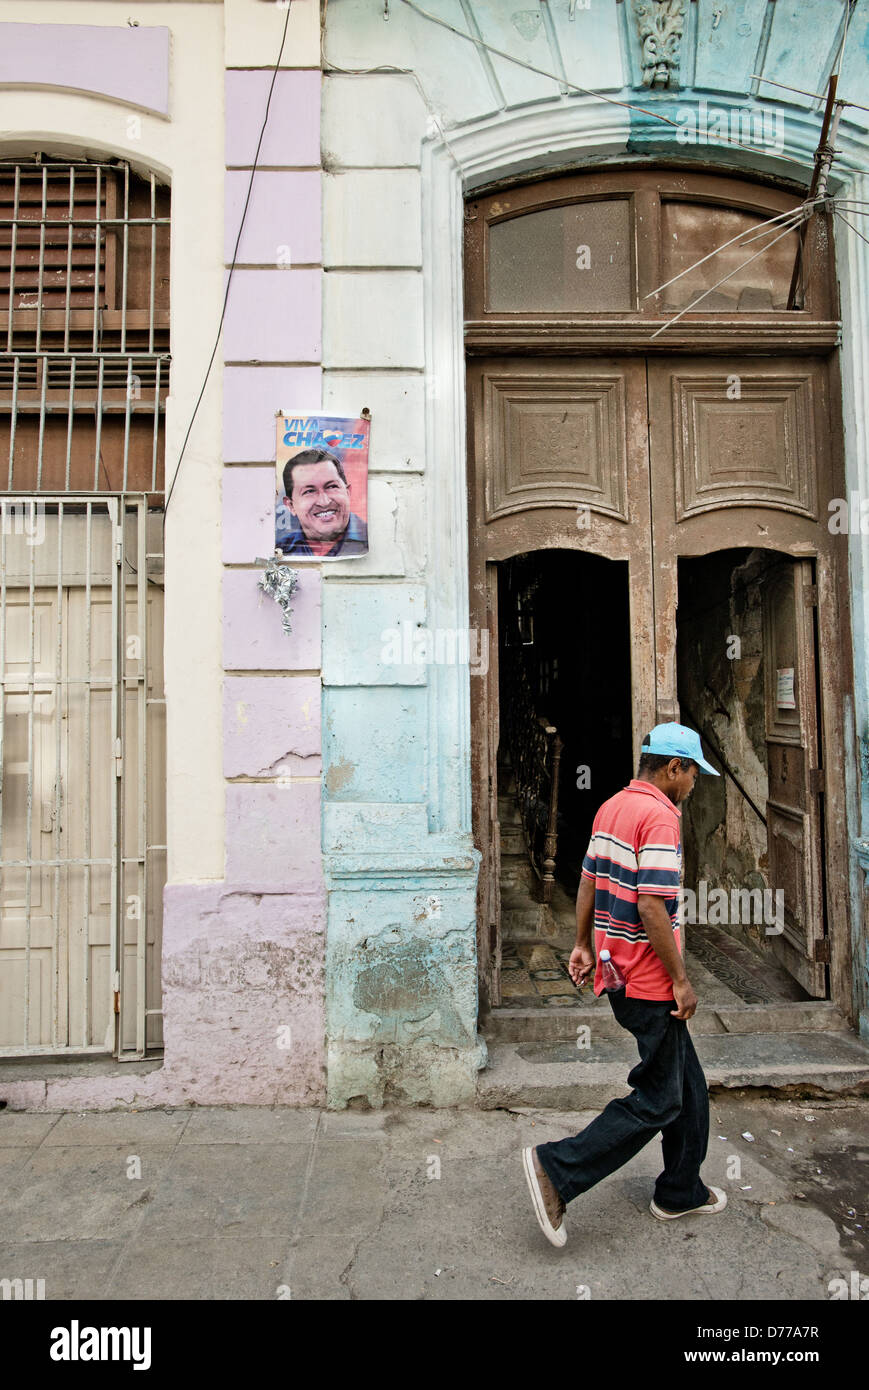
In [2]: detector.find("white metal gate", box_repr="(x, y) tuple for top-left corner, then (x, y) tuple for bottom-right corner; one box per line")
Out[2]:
(0, 498), (165, 1056)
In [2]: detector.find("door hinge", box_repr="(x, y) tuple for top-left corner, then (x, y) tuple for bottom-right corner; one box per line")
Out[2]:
(803, 583), (818, 607)
(114, 525), (123, 566)
(114, 737), (123, 777)
(813, 939), (831, 963)
(113, 970), (121, 1014)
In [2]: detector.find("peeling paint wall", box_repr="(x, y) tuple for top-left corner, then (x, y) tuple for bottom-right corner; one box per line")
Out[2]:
(327, 893), (479, 1107)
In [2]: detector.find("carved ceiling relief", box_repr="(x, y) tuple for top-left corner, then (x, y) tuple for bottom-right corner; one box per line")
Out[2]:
(633, 0), (686, 89)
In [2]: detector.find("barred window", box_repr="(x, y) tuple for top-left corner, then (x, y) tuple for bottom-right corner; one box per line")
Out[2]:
(0, 157), (170, 498)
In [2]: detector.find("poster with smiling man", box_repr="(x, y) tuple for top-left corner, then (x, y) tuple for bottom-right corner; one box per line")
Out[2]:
(275, 413), (369, 559)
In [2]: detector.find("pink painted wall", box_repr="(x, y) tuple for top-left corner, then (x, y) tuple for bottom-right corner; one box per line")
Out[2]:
(224, 367), (322, 461)
(223, 268), (321, 362)
(223, 567), (322, 671)
(142, 51), (327, 1113)
(225, 71), (320, 166)
(213, 47), (326, 1108)
(0, 22), (169, 114)
(225, 170), (321, 264)
(223, 674), (321, 778)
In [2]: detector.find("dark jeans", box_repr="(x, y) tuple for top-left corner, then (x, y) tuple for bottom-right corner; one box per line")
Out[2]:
(535, 988), (710, 1212)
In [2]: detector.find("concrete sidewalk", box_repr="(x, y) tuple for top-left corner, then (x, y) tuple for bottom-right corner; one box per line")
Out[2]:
(0, 1093), (866, 1301)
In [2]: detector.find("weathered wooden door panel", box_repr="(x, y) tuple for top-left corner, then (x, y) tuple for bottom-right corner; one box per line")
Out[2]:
(762, 560), (827, 996)
(467, 555), (501, 1011)
(464, 169), (852, 1018)
(646, 355), (834, 717)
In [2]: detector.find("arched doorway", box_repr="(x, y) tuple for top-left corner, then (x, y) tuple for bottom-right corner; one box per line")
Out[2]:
(465, 168), (852, 1024)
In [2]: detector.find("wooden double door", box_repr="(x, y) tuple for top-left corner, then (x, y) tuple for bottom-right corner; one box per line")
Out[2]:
(468, 352), (851, 1010)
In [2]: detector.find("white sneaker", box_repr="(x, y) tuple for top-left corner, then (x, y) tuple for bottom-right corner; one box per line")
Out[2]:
(522, 1146), (567, 1247)
(650, 1186), (728, 1220)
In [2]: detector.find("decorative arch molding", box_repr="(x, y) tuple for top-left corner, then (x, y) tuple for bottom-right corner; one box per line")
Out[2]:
(450, 97), (866, 195)
(0, 23), (170, 118)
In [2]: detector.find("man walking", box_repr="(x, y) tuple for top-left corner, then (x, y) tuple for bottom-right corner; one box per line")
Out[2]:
(522, 722), (726, 1247)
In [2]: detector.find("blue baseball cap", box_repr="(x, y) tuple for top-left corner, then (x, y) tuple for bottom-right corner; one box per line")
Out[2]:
(641, 722), (720, 775)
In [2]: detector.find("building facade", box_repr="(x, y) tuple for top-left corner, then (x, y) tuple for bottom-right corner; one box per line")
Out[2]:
(1, 0), (868, 1111)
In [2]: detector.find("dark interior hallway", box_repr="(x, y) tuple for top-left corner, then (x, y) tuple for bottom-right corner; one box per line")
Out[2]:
(494, 548), (811, 1015)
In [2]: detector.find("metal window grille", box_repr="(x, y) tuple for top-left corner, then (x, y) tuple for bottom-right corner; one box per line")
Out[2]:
(0, 159), (169, 1059)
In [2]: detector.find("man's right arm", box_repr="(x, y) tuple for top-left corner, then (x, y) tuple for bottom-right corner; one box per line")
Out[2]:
(636, 894), (697, 1020)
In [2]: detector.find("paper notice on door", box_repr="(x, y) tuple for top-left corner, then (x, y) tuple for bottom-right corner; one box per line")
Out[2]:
(776, 667), (796, 709)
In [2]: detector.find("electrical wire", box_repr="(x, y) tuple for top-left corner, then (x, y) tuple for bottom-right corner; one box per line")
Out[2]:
(642, 200), (821, 301)
(752, 75), (837, 104)
(650, 209), (812, 337)
(752, 74), (869, 116)
(161, 2), (293, 533)
(832, 0), (857, 82)
(834, 206), (869, 250)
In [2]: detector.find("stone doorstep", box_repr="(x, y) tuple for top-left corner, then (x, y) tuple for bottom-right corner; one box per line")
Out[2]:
(483, 1000), (852, 1043)
(477, 1031), (869, 1110)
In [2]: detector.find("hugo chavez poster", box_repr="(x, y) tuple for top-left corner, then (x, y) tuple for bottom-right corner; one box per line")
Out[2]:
(275, 413), (370, 560)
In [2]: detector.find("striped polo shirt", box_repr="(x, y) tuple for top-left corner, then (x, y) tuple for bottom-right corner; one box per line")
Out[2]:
(581, 779), (683, 1001)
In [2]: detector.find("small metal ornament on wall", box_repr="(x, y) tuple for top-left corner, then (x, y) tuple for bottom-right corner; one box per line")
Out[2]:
(255, 557), (301, 636)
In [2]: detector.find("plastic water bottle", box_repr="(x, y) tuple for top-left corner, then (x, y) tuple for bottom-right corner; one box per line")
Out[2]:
(599, 949), (626, 992)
